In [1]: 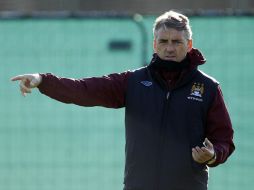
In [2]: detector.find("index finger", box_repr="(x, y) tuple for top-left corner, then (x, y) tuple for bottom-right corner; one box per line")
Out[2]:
(11, 75), (28, 81)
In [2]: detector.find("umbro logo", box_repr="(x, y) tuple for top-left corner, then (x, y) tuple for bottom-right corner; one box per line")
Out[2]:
(140, 81), (153, 87)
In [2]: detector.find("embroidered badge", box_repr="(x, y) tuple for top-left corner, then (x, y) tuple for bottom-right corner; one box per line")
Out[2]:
(190, 83), (204, 97)
(187, 82), (204, 102)
(140, 81), (153, 87)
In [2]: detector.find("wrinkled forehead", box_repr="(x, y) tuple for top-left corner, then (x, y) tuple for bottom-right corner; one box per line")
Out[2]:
(155, 27), (186, 40)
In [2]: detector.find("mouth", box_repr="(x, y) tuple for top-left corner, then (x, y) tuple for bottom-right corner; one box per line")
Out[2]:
(164, 56), (176, 61)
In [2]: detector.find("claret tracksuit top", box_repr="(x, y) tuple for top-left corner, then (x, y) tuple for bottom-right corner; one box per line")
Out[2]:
(38, 48), (235, 190)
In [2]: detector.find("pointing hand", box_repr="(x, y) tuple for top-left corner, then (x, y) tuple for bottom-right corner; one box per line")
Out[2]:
(11, 74), (42, 96)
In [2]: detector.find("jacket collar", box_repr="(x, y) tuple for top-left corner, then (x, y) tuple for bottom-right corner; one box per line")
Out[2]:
(147, 48), (206, 90)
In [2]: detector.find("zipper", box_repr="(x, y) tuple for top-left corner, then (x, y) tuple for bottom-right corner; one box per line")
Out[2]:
(155, 90), (171, 190)
(150, 70), (173, 190)
(166, 91), (170, 99)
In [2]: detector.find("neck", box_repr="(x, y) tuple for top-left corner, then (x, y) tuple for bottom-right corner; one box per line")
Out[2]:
(150, 53), (189, 72)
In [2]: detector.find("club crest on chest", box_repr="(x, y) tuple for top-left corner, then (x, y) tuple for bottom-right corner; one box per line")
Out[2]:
(187, 82), (204, 102)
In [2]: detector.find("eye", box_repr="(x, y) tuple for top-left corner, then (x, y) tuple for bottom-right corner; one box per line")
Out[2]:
(172, 40), (182, 44)
(159, 39), (168, 44)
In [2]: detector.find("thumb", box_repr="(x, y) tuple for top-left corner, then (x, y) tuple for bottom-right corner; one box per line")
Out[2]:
(204, 138), (213, 149)
(30, 78), (38, 87)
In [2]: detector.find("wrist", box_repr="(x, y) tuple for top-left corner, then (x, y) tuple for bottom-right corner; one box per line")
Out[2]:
(35, 73), (43, 87)
(37, 74), (42, 85)
(206, 152), (216, 165)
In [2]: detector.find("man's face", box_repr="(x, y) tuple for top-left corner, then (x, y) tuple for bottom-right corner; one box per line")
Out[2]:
(153, 27), (192, 62)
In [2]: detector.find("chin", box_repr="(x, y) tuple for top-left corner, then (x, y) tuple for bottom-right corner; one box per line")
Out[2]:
(164, 57), (177, 62)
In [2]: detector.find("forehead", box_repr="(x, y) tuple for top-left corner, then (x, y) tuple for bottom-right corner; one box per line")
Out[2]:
(155, 27), (185, 40)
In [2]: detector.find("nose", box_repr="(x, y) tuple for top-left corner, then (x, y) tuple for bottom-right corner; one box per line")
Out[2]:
(166, 43), (175, 52)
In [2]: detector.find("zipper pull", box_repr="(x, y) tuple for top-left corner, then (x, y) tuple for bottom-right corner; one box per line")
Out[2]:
(166, 91), (170, 99)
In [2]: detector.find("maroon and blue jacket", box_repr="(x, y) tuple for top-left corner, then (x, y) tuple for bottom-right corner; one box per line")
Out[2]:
(38, 48), (235, 190)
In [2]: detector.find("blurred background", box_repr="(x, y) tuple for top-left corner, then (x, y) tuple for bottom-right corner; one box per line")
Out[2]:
(0, 0), (254, 190)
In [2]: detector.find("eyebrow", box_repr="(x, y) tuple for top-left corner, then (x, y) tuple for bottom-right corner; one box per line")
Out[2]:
(172, 39), (182, 42)
(158, 39), (168, 42)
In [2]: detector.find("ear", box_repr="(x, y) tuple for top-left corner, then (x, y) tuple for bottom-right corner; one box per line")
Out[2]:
(187, 39), (193, 52)
(153, 38), (157, 52)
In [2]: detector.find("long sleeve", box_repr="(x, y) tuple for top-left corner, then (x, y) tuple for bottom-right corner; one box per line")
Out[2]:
(37, 71), (131, 108)
(205, 86), (235, 167)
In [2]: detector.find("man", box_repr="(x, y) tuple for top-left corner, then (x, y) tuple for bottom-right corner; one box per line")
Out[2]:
(12, 10), (234, 190)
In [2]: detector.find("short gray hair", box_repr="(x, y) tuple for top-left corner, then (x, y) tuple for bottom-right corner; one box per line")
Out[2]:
(153, 10), (192, 40)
